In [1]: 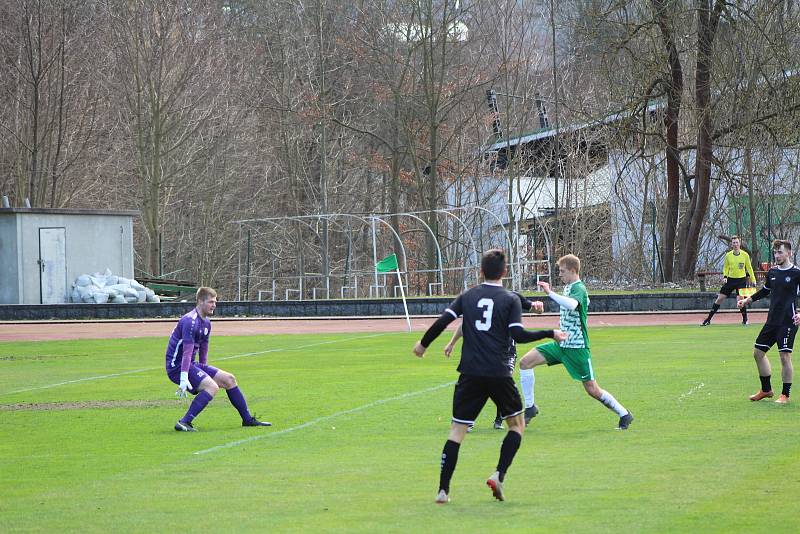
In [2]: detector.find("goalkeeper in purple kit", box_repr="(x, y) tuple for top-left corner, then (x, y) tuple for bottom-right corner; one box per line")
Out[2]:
(166, 287), (271, 431)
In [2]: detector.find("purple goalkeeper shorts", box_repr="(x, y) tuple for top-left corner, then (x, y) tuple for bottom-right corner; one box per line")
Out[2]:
(167, 363), (219, 393)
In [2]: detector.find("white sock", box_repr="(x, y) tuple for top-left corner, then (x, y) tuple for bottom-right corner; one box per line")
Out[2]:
(520, 368), (535, 408)
(599, 390), (628, 417)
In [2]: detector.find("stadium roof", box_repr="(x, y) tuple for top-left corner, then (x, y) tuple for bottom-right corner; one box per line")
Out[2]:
(486, 100), (665, 153)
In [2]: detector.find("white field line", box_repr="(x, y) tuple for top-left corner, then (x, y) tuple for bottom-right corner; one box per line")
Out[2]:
(193, 380), (456, 456)
(1, 333), (394, 396)
(678, 382), (705, 401)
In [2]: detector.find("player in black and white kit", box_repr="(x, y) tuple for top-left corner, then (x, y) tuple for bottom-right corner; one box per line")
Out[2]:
(738, 240), (800, 404)
(443, 292), (545, 430)
(413, 249), (565, 504)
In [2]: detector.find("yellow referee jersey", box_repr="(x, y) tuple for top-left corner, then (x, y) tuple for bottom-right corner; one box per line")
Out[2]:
(723, 250), (756, 283)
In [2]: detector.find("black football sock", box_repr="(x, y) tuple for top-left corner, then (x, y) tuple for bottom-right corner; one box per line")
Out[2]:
(706, 303), (720, 321)
(741, 307), (748, 322)
(760, 375), (772, 393)
(496, 431), (522, 482)
(782, 383), (792, 397)
(439, 440), (460, 493)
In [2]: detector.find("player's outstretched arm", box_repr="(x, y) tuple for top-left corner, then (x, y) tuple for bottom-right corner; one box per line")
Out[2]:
(538, 281), (579, 311)
(509, 326), (562, 344)
(515, 291), (544, 314)
(740, 286), (770, 308)
(443, 324), (463, 358)
(537, 281), (552, 295)
(414, 311), (457, 358)
(547, 291), (579, 311)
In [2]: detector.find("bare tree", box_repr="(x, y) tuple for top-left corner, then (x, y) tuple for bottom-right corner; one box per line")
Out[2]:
(102, 0), (227, 276)
(0, 0), (103, 207)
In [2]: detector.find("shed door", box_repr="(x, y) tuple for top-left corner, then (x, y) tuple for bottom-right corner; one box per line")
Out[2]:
(39, 227), (67, 304)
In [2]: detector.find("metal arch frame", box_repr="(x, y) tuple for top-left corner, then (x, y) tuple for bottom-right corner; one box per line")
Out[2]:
(324, 212), (409, 275)
(233, 209), (510, 297)
(322, 213), (379, 292)
(234, 219), (288, 300)
(235, 217), (324, 300)
(368, 215), (410, 294)
(457, 205), (516, 289)
(433, 209), (481, 285)
(233, 212), (410, 273)
(369, 216), (409, 274)
(234, 215), (351, 300)
(509, 203), (553, 285)
(396, 211), (444, 289)
(407, 208), (481, 286)
(284, 215), (330, 299)
(289, 212), (411, 296)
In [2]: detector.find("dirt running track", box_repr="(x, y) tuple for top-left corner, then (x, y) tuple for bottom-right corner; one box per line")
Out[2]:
(0, 310), (766, 342)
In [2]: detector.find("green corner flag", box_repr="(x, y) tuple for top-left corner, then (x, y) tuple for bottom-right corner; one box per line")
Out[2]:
(375, 253), (411, 332)
(375, 253), (399, 273)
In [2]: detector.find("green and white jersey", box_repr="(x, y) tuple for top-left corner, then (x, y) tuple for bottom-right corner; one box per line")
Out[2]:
(559, 280), (590, 349)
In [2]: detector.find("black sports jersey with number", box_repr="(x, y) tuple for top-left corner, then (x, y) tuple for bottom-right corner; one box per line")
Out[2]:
(759, 265), (800, 326)
(446, 283), (523, 377)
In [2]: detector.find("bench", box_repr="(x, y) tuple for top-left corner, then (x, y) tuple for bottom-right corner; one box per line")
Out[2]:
(137, 277), (199, 298)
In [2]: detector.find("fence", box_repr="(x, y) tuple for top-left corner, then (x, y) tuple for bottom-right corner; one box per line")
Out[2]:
(241, 259), (552, 301)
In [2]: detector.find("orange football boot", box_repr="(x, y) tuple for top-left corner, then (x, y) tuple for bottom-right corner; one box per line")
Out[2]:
(775, 394), (790, 404)
(749, 390), (774, 401)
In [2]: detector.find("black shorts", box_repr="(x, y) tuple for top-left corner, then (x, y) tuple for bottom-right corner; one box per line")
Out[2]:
(719, 277), (748, 297)
(754, 324), (798, 353)
(451, 374), (523, 425)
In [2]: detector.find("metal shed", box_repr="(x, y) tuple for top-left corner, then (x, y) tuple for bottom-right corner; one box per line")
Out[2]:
(0, 208), (139, 304)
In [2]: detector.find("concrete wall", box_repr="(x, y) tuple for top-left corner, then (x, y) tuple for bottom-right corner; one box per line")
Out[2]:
(0, 209), (137, 304)
(0, 215), (20, 303)
(0, 292), (766, 321)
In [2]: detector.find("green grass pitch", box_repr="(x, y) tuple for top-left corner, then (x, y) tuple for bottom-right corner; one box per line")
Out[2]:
(1, 325), (799, 532)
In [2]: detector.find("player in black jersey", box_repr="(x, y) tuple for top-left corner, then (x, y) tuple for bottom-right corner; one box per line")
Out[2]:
(738, 240), (800, 404)
(443, 292), (545, 430)
(412, 249), (565, 503)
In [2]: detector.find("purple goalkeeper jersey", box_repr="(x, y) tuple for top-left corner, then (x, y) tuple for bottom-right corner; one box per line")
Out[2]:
(165, 309), (211, 372)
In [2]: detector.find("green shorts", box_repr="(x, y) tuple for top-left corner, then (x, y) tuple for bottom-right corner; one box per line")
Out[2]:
(536, 342), (594, 382)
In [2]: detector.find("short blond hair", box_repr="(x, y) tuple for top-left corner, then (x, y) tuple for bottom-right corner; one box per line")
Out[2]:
(557, 254), (581, 274)
(196, 287), (217, 302)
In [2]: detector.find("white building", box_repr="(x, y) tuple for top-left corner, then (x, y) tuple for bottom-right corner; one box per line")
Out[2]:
(0, 208), (138, 304)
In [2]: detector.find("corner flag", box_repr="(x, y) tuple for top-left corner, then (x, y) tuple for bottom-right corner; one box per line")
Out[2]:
(375, 253), (399, 273)
(375, 253), (411, 332)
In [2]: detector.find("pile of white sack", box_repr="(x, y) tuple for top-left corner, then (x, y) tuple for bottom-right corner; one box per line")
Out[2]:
(71, 268), (160, 304)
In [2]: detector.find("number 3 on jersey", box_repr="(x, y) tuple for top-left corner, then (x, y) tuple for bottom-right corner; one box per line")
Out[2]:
(475, 298), (494, 331)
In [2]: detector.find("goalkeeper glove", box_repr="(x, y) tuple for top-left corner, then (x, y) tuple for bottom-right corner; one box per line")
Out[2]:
(177, 372), (190, 398)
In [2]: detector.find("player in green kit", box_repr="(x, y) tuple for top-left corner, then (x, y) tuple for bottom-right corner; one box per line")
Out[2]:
(519, 254), (633, 430)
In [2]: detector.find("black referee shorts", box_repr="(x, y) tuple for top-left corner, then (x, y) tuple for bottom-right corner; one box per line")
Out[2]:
(719, 276), (748, 297)
(754, 324), (798, 353)
(451, 374), (523, 425)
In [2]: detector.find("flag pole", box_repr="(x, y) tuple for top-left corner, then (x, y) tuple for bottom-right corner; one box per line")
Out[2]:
(396, 267), (412, 332)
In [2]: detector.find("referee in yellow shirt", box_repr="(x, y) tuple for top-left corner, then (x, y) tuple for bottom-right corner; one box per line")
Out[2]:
(702, 235), (757, 326)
